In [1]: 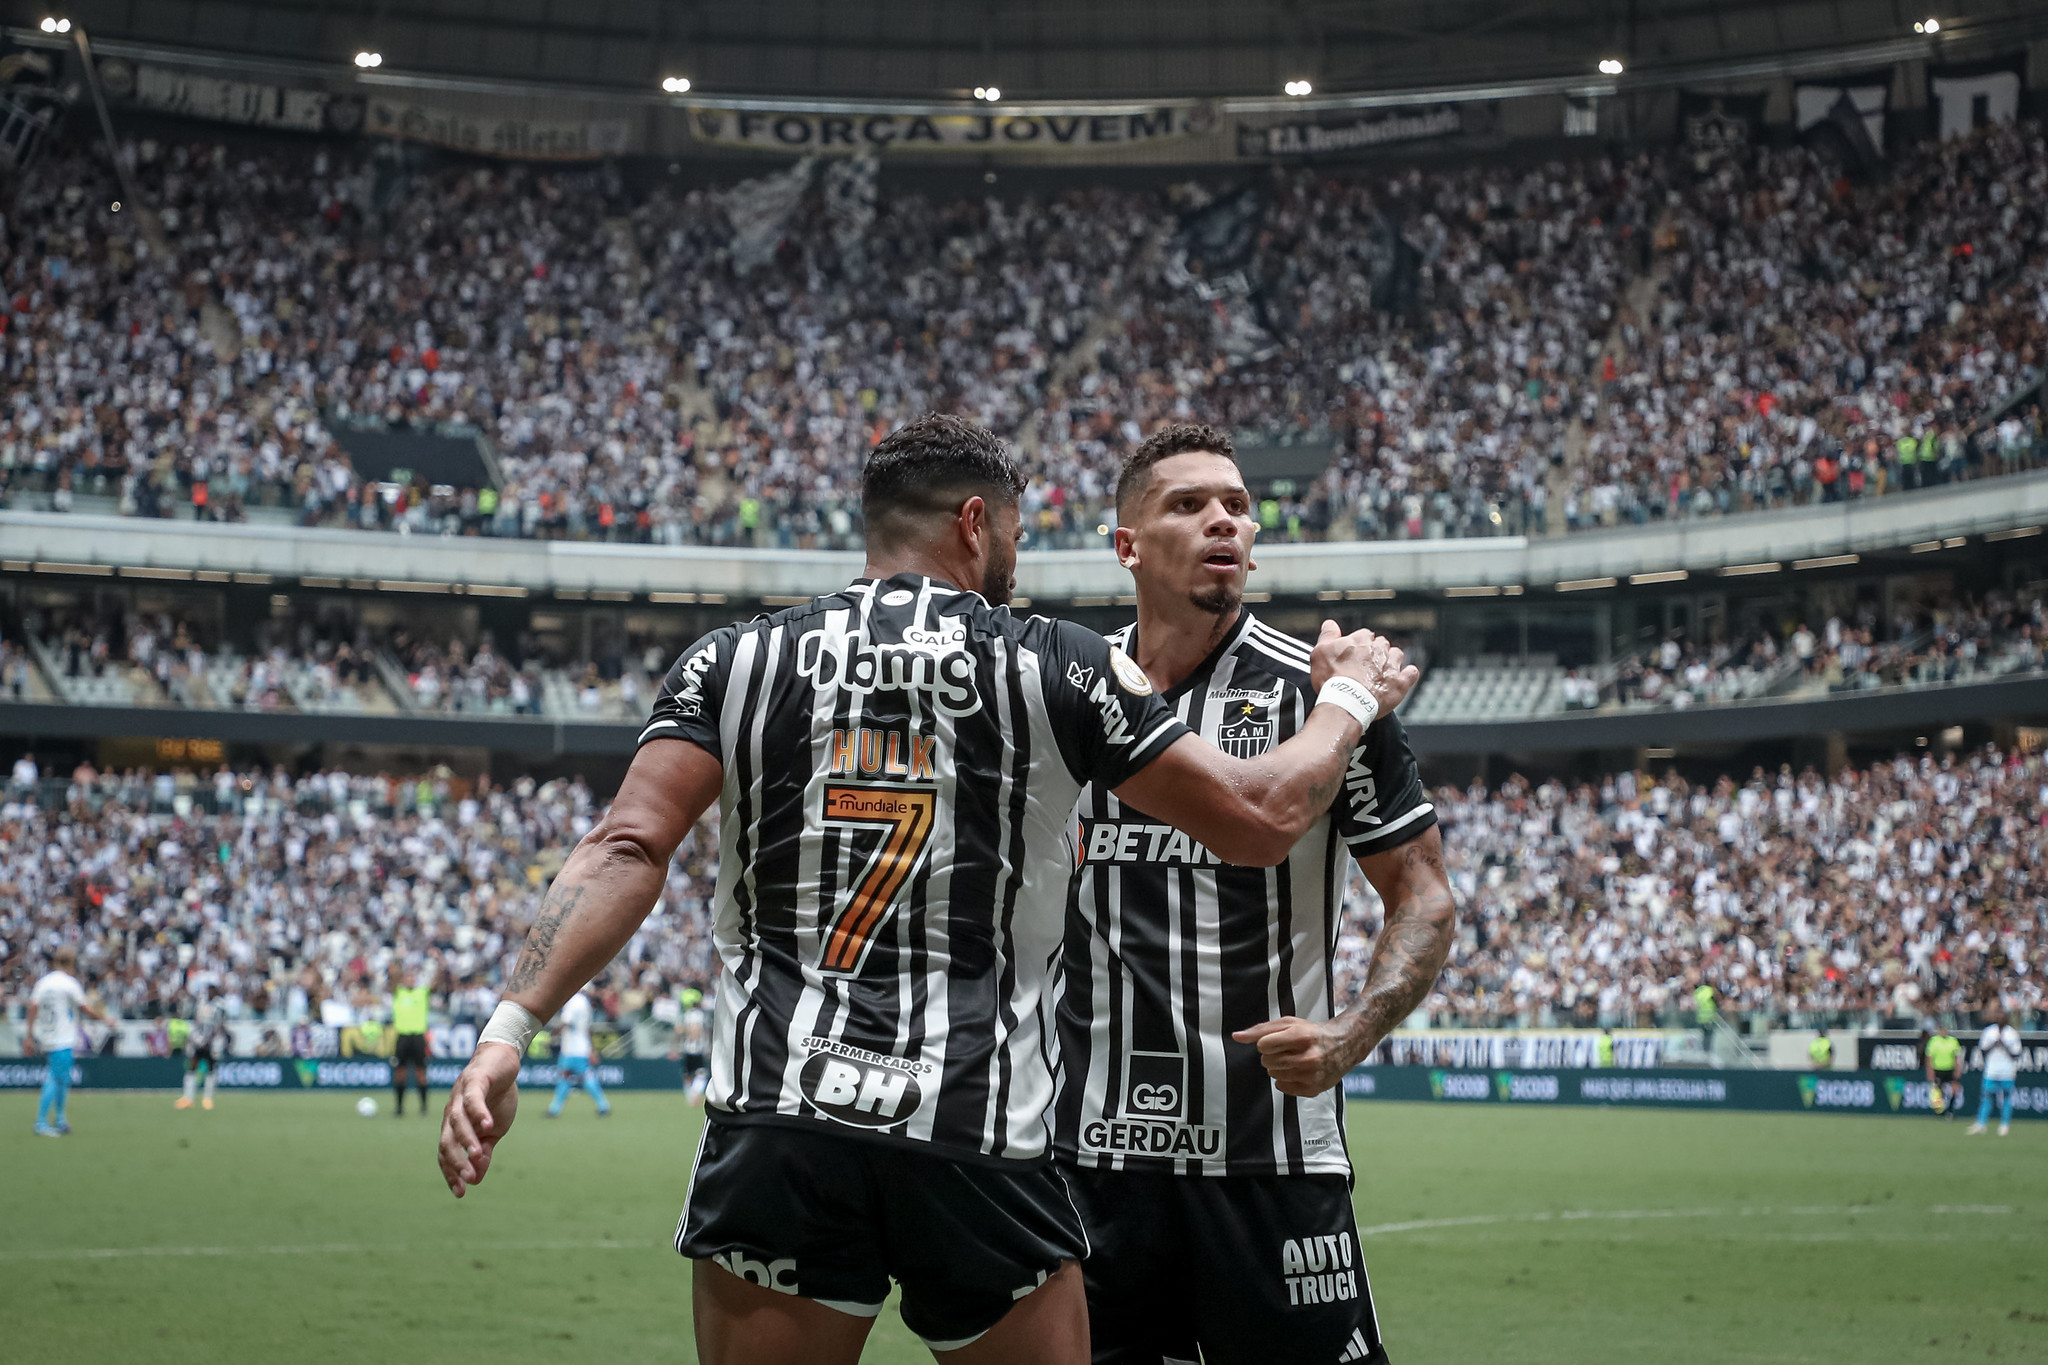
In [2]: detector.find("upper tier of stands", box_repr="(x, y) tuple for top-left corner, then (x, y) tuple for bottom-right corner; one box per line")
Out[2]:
(2, 118), (2044, 551)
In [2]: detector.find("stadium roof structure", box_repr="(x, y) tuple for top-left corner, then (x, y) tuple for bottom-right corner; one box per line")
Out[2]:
(12, 0), (2045, 106)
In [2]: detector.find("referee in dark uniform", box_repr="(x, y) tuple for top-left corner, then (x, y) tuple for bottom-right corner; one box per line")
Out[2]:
(1057, 425), (1457, 1365)
(438, 414), (1419, 1365)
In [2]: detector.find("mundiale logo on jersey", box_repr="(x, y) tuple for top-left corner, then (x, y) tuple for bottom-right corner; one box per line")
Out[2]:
(796, 624), (981, 717)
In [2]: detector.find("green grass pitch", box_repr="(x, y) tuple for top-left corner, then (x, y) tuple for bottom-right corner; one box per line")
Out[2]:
(3, 1091), (2044, 1363)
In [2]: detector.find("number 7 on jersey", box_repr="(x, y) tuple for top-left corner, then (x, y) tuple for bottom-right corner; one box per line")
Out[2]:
(820, 785), (938, 974)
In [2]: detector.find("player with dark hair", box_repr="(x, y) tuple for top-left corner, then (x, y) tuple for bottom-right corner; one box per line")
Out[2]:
(1056, 422), (1457, 1365)
(176, 985), (229, 1111)
(439, 412), (1418, 1365)
(389, 963), (431, 1117)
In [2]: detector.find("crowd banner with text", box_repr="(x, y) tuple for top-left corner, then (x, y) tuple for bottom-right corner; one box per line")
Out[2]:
(1340, 1066), (2044, 1118)
(367, 97), (629, 160)
(98, 58), (364, 135)
(688, 105), (1207, 155)
(1236, 103), (1468, 158)
(1926, 54), (2027, 142)
(1675, 90), (1769, 153)
(0, 1056), (680, 1091)
(1367, 1029), (1668, 1070)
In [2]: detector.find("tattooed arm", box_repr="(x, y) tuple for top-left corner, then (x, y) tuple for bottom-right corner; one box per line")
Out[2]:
(496, 738), (725, 1018)
(1111, 622), (1419, 866)
(439, 738), (722, 1196)
(1235, 825), (1456, 1098)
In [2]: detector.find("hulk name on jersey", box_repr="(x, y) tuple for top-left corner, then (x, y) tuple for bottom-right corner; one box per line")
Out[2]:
(1054, 614), (1436, 1176)
(638, 574), (1188, 1165)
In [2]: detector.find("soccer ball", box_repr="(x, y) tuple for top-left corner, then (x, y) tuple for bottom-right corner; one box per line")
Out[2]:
(356, 1096), (378, 1118)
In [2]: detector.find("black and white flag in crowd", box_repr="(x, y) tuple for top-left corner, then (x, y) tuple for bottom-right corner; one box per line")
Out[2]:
(1927, 55), (2027, 142)
(722, 156), (815, 274)
(1794, 70), (1890, 165)
(822, 154), (879, 279)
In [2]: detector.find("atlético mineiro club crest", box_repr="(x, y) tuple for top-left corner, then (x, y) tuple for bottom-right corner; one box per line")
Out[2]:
(1216, 699), (1274, 758)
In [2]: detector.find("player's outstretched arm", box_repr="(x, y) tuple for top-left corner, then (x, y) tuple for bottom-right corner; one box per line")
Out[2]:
(1237, 825), (1455, 1096)
(1110, 621), (1418, 866)
(439, 738), (722, 1197)
(20, 1001), (36, 1056)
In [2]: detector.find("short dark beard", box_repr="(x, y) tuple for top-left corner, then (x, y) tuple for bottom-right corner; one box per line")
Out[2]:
(1189, 582), (1241, 617)
(982, 541), (1016, 606)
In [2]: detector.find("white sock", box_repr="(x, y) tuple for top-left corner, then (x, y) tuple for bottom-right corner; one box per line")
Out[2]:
(202, 1072), (217, 1103)
(182, 1073), (197, 1102)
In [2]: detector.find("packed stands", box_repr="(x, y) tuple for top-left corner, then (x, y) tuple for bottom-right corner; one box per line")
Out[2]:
(3, 121), (2045, 548)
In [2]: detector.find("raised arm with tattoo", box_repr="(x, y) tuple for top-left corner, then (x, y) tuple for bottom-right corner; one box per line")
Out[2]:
(1234, 825), (1456, 1097)
(437, 738), (723, 1196)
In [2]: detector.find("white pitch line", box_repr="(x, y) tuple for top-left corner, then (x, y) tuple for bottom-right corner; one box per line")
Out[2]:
(0, 1238), (655, 1263)
(1357, 1203), (2015, 1238)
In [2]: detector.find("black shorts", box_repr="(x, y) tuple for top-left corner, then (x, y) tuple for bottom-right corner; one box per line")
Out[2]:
(184, 1040), (221, 1071)
(1933, 1067), (1957, 1083)
(392, 1033), (429, 1068)
(1063, 1163), (1389, 1365)
(678, 1118), (1088, 1350)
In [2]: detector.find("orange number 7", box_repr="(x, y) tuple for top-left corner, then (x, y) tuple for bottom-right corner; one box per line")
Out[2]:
(820, 785), (937, 973)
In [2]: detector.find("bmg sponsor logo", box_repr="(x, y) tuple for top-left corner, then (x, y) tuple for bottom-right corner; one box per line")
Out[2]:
(1280, 1233), (1361, 1308)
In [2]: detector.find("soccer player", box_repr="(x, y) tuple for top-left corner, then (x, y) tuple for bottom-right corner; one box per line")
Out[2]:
(1054, 425), (1456, 1365)
(24, 946), (108, 1136)
(176, 985), (229, 1111)
(390, 964), (432, 1117)
(1925, 1024), (1963, 1118)
(1969, 1007), (2022, 1136)
(439, 414), (1415, 1365)
(546, 989), (611, 1118)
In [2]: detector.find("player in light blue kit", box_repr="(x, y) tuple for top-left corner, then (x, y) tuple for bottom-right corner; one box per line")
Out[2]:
(1969, 1007), (2023, 1136)
(25, 947), (110, 1136)
(546, 990), (610, 1118)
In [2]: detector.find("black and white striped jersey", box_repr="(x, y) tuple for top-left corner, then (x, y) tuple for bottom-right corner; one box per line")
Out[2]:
(1053, 612), (1436, 1178)
(638, 573), (1190, 1166)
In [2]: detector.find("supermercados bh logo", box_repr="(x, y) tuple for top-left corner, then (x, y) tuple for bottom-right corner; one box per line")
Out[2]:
(797, 622), (980, 717)
(1429, 1069), (1492, 1100)
(1494, 1072), (1561, 1102)
(1798, 1076), (1877, 1109)
(797, 1036), (933, 1131)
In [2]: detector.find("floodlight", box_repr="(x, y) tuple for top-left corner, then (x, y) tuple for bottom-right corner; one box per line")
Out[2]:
(354, 51), (383, 69)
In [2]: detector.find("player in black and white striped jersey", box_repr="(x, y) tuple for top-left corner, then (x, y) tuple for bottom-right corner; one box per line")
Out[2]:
(1054, 424), (1457, 1365)
(437, 415), (1421, 1365)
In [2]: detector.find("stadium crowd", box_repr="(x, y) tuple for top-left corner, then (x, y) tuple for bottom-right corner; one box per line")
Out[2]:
(4, 739), (2042, 1041)
(1335, 744), (2047, 1029)
(2, 119), (2045, 548)
(0, 764), (719, 1037)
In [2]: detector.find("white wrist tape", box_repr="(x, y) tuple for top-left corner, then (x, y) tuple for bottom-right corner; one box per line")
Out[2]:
(1317, 676), (1380, 733)
(477, 1001), (543, 1057)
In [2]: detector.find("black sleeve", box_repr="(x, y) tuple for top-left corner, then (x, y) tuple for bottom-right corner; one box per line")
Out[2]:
(1040, 621), (1190, 788)
(1334, 711), (1438, 856)
(637, 625), (741, 761)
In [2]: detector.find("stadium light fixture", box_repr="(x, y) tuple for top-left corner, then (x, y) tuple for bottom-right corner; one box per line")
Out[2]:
(1598, 58), (1624, 76)
(974, 86), (1002, 101)
(1914, 17), (1941, 33)
(1283, 79), (1312, 97)
(39, 16), (71, 32)
(661, 76), (692, 93)
(354, 50), (383, 69)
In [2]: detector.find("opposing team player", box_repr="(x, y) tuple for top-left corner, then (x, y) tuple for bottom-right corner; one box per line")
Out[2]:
(176, 985), (230, 1111)
(546, 989), (611, 1118)
(1969, 1006), (2023, 1136)
(1056, 425), (1456, 1365)
(25, 946), (109, 1136)
(439, 414), (1416, 1365)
